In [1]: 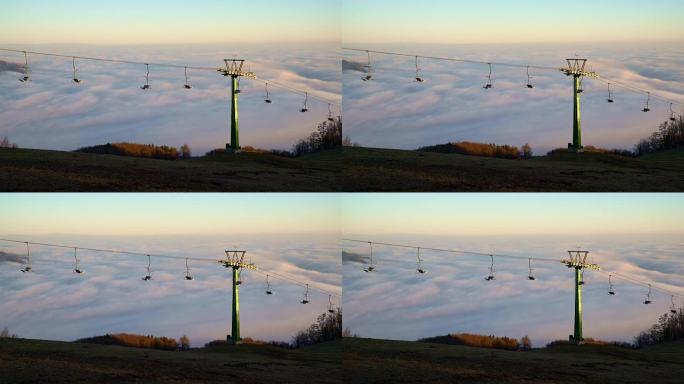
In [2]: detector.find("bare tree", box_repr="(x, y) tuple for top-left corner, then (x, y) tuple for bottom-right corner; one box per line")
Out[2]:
(180, 144), (192, 159)
(179, 335), (190, 350)
(521, 143), (533, 159)
(1, 327), (17, 338)
(521, 335), (532, 350)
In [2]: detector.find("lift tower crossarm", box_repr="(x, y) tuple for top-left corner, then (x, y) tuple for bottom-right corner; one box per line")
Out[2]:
(219, 250), (257, 344)
(562, 250), (600, 345)
(561, 59), (600, 152)
(218, 60), (257, 153)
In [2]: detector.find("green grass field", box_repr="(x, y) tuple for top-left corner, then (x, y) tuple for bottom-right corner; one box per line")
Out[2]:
(0, 338), (341, 384)
(343, 338), (684, 384)
(0, 148), (341, 192)
(342, 147), (684, 191)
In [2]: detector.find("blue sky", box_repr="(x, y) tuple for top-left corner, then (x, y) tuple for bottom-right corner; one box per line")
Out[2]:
(0, 0), (340, 44)
(343, 0), (684, 44)
(341, 194), (684, 344)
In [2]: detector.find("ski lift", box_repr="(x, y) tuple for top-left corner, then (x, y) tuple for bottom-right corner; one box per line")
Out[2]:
(264, 82), (272, 103)
(142, 255), (152, 281)
(327, 103), (336, 122)
(415, 56), (424, 83)
(184, 67), (192, 89)
(525, 66), (534, 89)
(300, 92), (309, 113)
(483, 63), (493, 89)
(670, 295), (677, 314)
(301, 284), (310, 304)
(362, 50), (373, 81)
(72, 57), (82, 84)
(19, 51), (30, 83)
(642, 92), (651, 112)
(328, 295), (335, 313)
(184, 258), (193, 280)
(669, 103), (677, 122)
(236, 270), (243, 285)
(141, 64), (151, 90)
(364, 242), (375, 272)
(527, 258), (536, 280)
(265, 274), (273, 295)
(643, 284), (652, 304)
(416, 247), (427, 274)
(579, 269), (585, 285)
(607, 83), (614, 103)
(20, 242), (32, 273)
(608, 274), (615, 295)
(485, 255), (495, 281)
(73, 247), (83, 274)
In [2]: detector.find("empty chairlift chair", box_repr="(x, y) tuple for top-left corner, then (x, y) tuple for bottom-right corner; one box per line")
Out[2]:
(265, 274), (273, 295)
(643, 284), (652, 304)
(142, 255), (152, 281)
(73, 248), (84, 274)
(483, 63), (494, 89)
(264, 83), (272, 104)
(416, 247), (427, 274)
(607, 83), (614, 103)
(642, 93), (651, 112)
(184, 67), (192, 89)
(608, 274), (615, 295)
(141, 64), (151, 90)
(485, 255), (495, 281)
(528, 258), (536, 280)
(72, 57), (82, 84)
(19, 51), (31, 83)
(300, 93), (309, 113)
(301, 284), (310, 304)
(185, 258), (193, 280)
(20, 242), (32, 273)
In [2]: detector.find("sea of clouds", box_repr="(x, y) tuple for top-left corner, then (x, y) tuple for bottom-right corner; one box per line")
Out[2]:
(343, 42), (684, 153)
(342, 233), (683, 347)
(0, 234), (341, 345)
(0, 43), (340, 154)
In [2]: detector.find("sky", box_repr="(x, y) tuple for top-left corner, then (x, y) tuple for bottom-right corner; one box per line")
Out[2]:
(342, 0), (684, 45)
(341, 194), (684, 236)
(0, 194), (340, 235)
(0, 0), (340, 44)
(0, 194), (341, 345)
(341, 194), (684, 345)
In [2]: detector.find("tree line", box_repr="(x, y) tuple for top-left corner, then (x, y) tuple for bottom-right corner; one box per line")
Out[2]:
(634, 117), (684, 156)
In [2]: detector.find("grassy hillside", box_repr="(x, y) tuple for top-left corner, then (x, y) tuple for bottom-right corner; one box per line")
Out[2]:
(342, 147), (684, 191)
(343, 337), (684, 384)
(0, 338), (341, 384)
(0, 148), (341, 191)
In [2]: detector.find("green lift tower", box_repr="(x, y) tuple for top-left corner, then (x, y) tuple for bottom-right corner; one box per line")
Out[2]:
(561, 59), (599, 152)
(562, 250), (600, 345)
(218, 59), (256, 153)
(220, 250), (257, 344)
